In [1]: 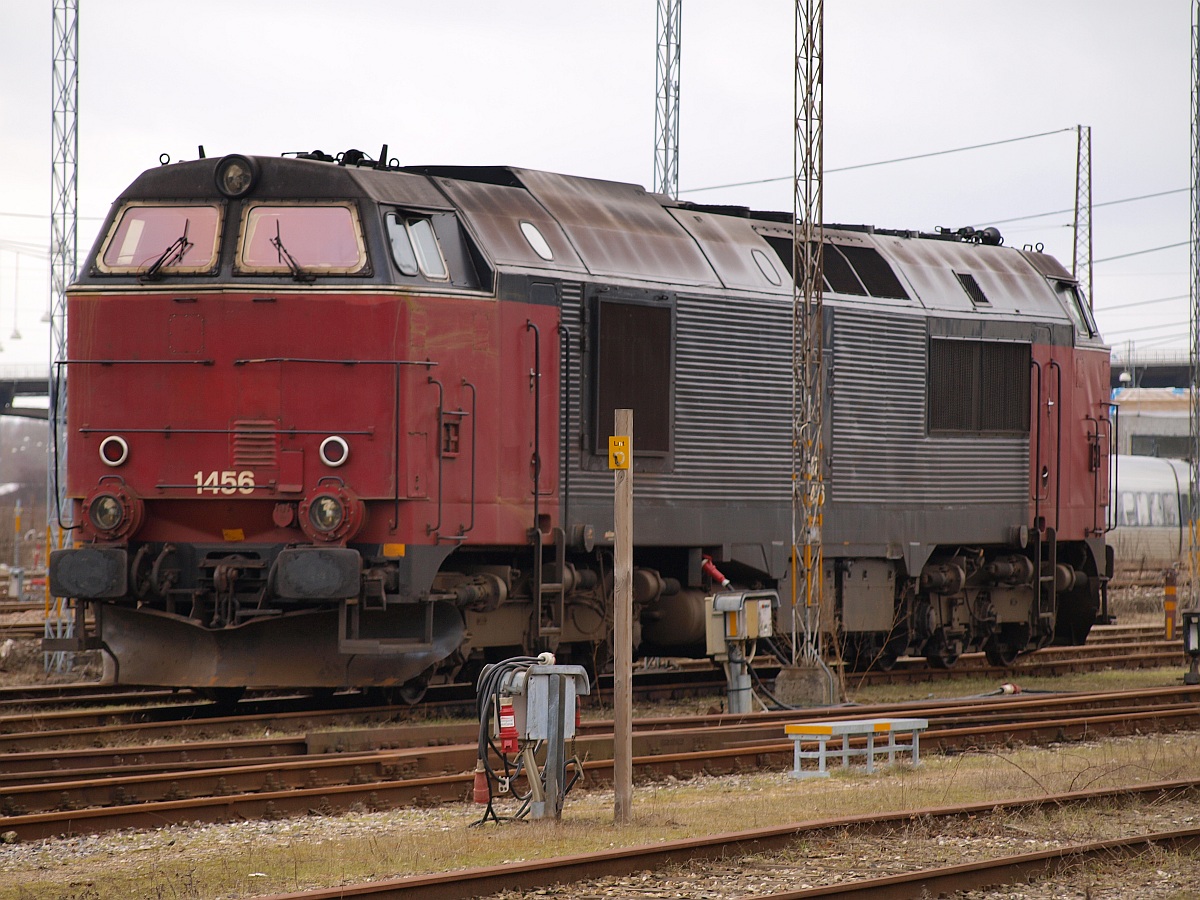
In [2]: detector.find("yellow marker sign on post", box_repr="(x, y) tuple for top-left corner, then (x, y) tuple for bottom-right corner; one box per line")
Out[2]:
(608, 435), (630, 470)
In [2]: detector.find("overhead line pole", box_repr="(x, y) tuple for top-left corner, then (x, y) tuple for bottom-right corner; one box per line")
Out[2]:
(1073, 125), (1093, 309)
(793, 0), (824, 666)
(49, 0), (79, 669)
(653, 0), (682, 198)
(1190, 1), (1200, 610)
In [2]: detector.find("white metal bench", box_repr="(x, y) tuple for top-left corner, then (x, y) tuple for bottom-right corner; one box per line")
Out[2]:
(785, 717), (928, 779)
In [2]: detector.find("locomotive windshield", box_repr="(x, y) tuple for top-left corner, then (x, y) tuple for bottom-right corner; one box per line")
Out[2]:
(99, 204), (221, 274)
(238, 203), (366, 274)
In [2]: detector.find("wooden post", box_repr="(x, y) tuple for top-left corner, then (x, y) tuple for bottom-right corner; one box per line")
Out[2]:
(612, 408), (633, 824)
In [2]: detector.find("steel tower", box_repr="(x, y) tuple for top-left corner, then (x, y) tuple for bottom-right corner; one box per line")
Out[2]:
(653, 0), (681, 198)
(1073, 124), (1093, 309)
(793, 0), (824, 663)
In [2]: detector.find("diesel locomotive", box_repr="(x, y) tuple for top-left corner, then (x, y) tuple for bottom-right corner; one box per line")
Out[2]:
(48, 148), (1112, 692)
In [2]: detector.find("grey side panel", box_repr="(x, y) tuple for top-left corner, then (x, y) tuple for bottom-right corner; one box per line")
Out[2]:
(563, 284), (791, 558)
(829, 306), (1028, 505)
(569, 289), (791, 503)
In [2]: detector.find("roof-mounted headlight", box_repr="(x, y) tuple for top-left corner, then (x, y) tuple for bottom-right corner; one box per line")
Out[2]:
(215, 154), (259, 198)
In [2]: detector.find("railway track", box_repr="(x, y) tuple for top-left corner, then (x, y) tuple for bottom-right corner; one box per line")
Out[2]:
(143, 780), (1200, 899)
(3, 685), (1200, 841)
(0, 621), (1178, 721)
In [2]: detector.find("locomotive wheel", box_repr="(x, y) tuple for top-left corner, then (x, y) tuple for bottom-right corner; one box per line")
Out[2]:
(1054, 578), (1099, 646)
(397, 668), (433, 705)
(924, 632), (960, 669)
(984, 623), (1030, 668)
(843, 632), (902, 673)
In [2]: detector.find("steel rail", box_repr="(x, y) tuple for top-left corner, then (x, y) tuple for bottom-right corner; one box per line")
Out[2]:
(243, 781), (1200, 899)
(746, 829), (1200, 899)
(5, 694), (1200, 840)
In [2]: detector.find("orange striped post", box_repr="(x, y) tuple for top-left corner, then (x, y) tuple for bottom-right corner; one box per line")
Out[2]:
(1164, 570), (1178, 641)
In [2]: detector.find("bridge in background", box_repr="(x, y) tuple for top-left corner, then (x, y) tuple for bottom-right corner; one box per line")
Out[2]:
(0, 364), (50, 420)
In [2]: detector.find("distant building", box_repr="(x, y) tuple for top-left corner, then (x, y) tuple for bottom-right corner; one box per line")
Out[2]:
(1110, 387), (1189, 458)
(1109, 350), (1188, 391)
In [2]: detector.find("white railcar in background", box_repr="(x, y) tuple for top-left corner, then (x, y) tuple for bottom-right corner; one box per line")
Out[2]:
(1109, 455), (1191, 582)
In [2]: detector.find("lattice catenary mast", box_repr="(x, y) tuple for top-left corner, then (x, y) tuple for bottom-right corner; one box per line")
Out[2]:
(792, 0), (824, 663)
(1072, 124), (1093, 309)
(50, 0), (78, 525)
(48, 0), (78, 659)
(1190, 2), (1200, 607)
(653, 0), (681, 198)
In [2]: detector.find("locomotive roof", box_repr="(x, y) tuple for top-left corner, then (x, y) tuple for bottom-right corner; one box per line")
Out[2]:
(102, 153), (1085, 327)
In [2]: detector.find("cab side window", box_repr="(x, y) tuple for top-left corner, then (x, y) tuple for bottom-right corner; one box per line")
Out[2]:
(386, 213), (449, 281)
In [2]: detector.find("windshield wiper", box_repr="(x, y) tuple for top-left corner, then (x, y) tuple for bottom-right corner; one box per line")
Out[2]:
(139, 220), (193, 282)
(271, 221), (315, 283)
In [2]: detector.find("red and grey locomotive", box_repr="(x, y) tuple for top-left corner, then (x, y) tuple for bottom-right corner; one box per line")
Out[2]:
(48, 149), (1111, 691)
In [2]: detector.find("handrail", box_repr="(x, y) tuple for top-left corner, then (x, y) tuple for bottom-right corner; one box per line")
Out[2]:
(526, 319), (542, 540)
(427, 376), (445, 538)
(460, 378), (477, 537)
(1030, 358), (1044, 527)
(1049, 358), (1063, 532)
(557, 322), (571, 534)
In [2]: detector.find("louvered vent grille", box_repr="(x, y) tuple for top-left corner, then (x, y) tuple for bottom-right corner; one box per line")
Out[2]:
(762, 239), (909, 300)
(955, 271), (990, 306)
(928, 339), (1029, 434)
(232, 420), (279, 469)
(839, 244), (909, 299)
(928, 340), (976, 431)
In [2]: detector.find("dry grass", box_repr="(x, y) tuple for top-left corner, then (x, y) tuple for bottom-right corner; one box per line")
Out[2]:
(4, 729), (1200, 899)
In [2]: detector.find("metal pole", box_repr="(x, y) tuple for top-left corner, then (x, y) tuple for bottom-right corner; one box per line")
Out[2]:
(544, 674), (564, 819)
(612, 408), (633, 824)
(1190, 1), (1200, 612)
(793, 0), (824, 664)
(1072, 124), (1094, 309)
(653, 0), (682, 198)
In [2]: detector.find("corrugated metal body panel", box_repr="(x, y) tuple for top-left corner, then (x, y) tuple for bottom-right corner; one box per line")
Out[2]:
(566, 289), (791, 502)
(870, 233), (1071, 322)
(430, 177), (588, 273)
(666, 209), (792, 294)
(830, 307), (1028, 504)
(515, 169), (721, 288)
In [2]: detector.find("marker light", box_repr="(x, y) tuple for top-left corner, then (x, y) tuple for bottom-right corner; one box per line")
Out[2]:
(99, 435), (129, 467)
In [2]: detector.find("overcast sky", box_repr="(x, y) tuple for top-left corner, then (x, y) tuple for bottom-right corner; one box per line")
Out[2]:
(0, 1), (1192, 368)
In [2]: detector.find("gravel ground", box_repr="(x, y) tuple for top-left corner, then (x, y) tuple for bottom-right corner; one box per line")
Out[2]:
(4, 778), (1198, 899)
(484, 800), (1200, 899)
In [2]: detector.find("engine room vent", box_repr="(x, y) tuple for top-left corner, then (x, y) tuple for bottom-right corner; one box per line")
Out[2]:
(838, 245), (909, 300)
(762, 238), (909, 300)
(232, 420), (279, 469)
(928, 339), (1029, 434)
(954, 272), (990, 306)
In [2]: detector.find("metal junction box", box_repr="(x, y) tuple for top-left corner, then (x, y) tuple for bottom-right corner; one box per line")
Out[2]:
(705, 589), (779, 656)
(508, 664), (591, 740)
